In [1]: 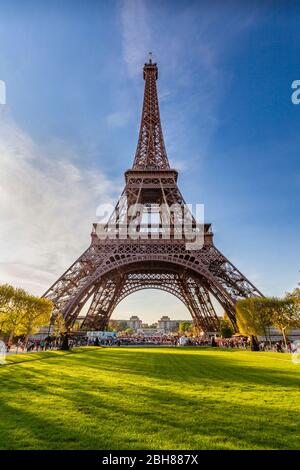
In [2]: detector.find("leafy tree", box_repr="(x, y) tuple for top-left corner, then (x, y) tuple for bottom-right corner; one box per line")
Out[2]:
(285, 283), (300, 314)
(0, 287), (29, 341)
(268, 297), (300, 348)
(71, 320), (82, 332)
(236, 298), (272, 351)
(0, 284), (15, 332)
(20, 296), (53, 346)
(0, 284), (53, 344)
(286, 280), (300, 300)
(237, 296), (300, 350)
(52, 313), (67, 338)
(191, 325), (200, 336)
(124, 327), (134, 335)
(220, 315), (234, 338)
(178, 321), (193, 335)
(0, 284), (15, 312)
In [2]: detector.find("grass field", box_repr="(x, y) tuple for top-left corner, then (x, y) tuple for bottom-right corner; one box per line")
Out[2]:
(0, 346), (299, 450)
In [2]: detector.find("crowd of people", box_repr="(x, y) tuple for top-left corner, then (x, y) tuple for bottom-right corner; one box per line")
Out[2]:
(6, 337), (59, 353)
(76, 334), (296, 352)
(3, 333), (297, 354)
(90, 335), (298, 352)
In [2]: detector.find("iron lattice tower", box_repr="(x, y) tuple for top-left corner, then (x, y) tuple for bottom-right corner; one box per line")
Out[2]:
(44, 58), (262, 332)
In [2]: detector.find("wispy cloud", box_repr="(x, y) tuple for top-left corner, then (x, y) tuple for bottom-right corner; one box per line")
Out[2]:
(0, 109), (117, 295)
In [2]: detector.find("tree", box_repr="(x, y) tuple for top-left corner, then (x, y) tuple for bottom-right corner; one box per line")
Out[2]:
(237, 296), (300, 350)
(0, 284), (15, 333)
(0, 284), (15, 312)
(0, 287), (29, 342)
(286, 280), (300, 300)
(191, 325), (199, 336)
(52, 313), (67, 338)
(268, 297), (300, 348)
(124, 327), (134, 335)
(178, 321), (193, 335)
(220, 315), (234, 338)
(0, 284), (53, 345)
(19, 296), (53, 346)
(236, 298), (272, 351)
(70, 320), (81, 332)
(285, 283), (300, 315)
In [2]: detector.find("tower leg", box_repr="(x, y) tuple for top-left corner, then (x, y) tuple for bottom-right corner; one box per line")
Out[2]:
(82, 274), (124, 330)
(179, 276), (220, 333)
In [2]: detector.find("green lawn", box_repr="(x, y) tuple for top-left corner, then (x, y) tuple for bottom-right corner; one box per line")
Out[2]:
(0, 346), (299, 450)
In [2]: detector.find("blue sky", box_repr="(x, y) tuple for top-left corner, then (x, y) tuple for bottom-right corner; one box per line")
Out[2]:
(0, 0), (299, 322)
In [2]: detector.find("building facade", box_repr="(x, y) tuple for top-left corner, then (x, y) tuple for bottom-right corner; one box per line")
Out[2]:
(108, 315), (192, 334)
(127, 316), (143, 331)
(157, 316), (181, 333)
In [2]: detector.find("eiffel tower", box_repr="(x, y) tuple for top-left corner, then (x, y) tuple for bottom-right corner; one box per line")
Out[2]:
(44, 57), (262, 332)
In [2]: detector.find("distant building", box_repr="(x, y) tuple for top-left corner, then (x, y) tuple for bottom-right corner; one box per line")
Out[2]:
(128, 316), (143, 331)
(157, 316), (180, 333)
(108, 315), (195, 334)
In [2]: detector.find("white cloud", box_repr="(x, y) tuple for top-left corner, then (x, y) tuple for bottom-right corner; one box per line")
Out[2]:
(0, 109), (117, 295)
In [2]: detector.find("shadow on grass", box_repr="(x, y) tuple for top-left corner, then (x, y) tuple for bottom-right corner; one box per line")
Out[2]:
(0, 374), (299, 450)
(63, 347), (300, 390)
(0, 347), (299, 450)
(2, 347), (101, 366)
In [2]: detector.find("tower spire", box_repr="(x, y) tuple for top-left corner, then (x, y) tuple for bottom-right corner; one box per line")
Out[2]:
(132, 59), (170, 170)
